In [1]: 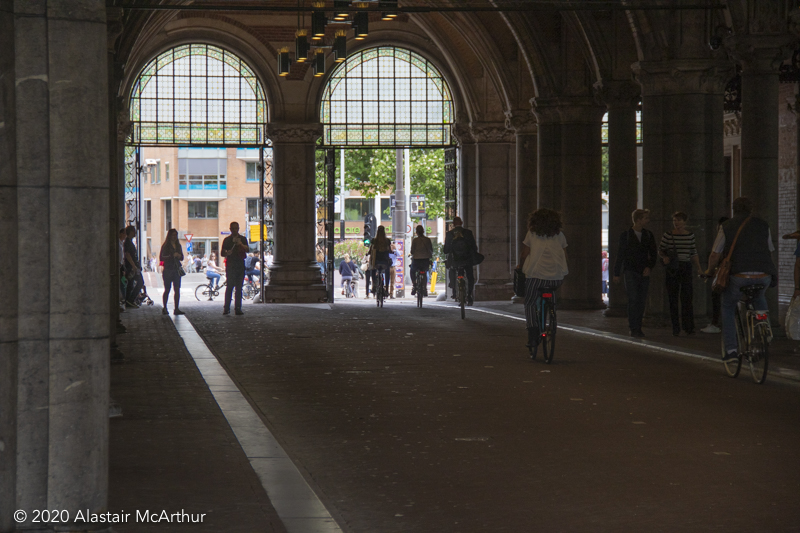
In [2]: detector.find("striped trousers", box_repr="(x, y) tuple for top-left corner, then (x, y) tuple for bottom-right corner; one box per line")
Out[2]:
(524, 278), (563, 329)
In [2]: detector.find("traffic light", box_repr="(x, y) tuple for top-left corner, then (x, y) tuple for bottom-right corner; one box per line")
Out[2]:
(363, 213), (376, 246)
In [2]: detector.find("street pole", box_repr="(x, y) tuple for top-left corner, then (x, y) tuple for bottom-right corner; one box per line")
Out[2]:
(393, 148), (406, 298)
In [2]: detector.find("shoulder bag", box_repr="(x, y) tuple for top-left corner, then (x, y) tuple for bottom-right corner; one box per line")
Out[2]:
(712, 216), (751, 294)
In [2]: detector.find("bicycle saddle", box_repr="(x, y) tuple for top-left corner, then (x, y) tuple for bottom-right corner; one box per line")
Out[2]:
(739, 284), (765, 298)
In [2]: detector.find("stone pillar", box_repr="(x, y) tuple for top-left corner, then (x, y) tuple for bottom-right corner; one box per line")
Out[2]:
(633, 60), (730, 322)
(602, 82), (640, 317)
(532, 101), (562, 210)
(558, 101), (607, 310)
(506, 109), (538, 268)
(2, 1), (112, 530)
(471, 124), (516, 301)
(263, 123), (327, 303)
(454, 123), (476, 230)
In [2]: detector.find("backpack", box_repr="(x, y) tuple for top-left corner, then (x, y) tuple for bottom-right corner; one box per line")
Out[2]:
(451, 229), (471, 262)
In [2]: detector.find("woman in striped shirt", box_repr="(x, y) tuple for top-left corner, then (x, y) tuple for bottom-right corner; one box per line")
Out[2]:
(659, 212), (702, 336)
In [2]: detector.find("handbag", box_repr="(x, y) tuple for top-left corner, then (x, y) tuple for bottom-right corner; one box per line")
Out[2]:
(665, 232), (680, 272)
(712, 216), (751, 294)
(513, 267), (525, 297)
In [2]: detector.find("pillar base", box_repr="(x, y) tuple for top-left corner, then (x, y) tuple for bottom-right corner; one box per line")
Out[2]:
(261, 261), (327, 303)
(261, 285), (327, 303)
(473, 282), (514, 301)
(558, 297), (607, 311)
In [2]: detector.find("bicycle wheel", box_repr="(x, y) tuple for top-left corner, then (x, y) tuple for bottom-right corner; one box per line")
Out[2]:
(242, 282), (254, 300)
(748, 322), (769, 384)
(195, 284), (213, 301)
(417, 274), (424, 308)
(542, 302), (557, 364)
(458, 278), (466, 320)
(722, 312), (743, 378)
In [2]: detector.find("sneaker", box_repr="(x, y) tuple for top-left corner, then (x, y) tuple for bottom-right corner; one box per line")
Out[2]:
(173, 309), (185, 315)
(223, 309), (230, 315)
(126, 300), (140, 309)
(700, 324), (721, 334)
(162, 308), (169, 315)
(722, 351), (738, 363)
(235, 309), (244, 316)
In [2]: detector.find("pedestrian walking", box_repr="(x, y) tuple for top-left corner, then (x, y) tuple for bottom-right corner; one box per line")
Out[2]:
(658, 212), (702, 336)
(700, 216), (729, 333)
(220, 221), (249, 315)
(160, 228), (185, 315)
(613, 209), (658, 337)
(601, 251), (609, 297)
(362, 254), (373, 298)
(123, 225), (144, 308)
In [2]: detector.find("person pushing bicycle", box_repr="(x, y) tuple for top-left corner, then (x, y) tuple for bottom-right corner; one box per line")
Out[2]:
(410, 224), (433, 297)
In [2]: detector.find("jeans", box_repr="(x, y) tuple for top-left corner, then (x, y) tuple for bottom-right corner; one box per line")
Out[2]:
(665, 261), (694, 333)
(125, 270), (143, 303)
(206, 271), (221, 288)
(721, 275), (771, 354)
(246, 268), (260, 282)
(623, 271), (650, 332)
(410, 259), (431, 291)
(162, 269), (182, 309)
(225, 269), (245, 311)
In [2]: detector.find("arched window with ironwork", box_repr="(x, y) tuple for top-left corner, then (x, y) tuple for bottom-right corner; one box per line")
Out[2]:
(319, 46), (454, 147)
(129, 44), (267, 145)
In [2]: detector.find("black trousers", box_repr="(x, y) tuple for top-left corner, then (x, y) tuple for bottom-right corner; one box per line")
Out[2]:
(665, 261), (695, 333)
(225, 269), (245, 311)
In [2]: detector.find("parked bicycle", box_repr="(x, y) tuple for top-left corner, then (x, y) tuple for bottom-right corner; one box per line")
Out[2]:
(529, 288), (557, 364)
(195, 274), (227, 301)
(721, 283), (771, 384)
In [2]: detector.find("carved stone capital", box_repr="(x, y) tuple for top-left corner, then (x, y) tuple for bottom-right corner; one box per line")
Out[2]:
(117, 104), (133, 143)
(531, 96), (605, 125)
(596, 80), (641, 109)
(267, 123), (323, 144)
(723, 112), (742, 136)
(470, 123), (515, 144)
(452, 122), (474, 144)
(504, 108), (537, 134)
(531, 97), (562, 125)
(726, 34), (798, 73)
(106, 7), (124, 53)
(633, 60), (734, 96)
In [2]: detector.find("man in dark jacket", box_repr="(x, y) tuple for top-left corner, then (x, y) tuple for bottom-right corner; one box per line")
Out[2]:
(613, 208), (658, 337)
(706, 197), (777, 362)
(443, 216), (478, 305)
(220, 221), (249, 315)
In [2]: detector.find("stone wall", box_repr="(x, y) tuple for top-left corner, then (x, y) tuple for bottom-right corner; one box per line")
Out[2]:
(778, 82), (798, 308)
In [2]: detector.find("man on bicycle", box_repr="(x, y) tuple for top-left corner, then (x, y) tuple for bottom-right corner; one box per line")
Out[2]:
(410, 224), (433, 296)
(338, 254), (360, 296)
(443, 216), (478, 305)
(705, 197), (777, 363)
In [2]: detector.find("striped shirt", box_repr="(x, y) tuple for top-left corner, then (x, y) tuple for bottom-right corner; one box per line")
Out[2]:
(659, 232), (697, 262)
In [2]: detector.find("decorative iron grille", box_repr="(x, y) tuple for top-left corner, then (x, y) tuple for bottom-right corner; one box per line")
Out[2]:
(320, 46), (455, 147)
(444, 147), (457, 229)
(130, 44), (266, 145)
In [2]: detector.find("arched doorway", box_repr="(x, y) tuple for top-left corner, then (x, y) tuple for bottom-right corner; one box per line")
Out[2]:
(316, 46), (457, 300)
(126, 43), (273, 293)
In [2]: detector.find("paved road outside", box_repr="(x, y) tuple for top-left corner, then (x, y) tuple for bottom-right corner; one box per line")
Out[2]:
(167, 297), (800, 533)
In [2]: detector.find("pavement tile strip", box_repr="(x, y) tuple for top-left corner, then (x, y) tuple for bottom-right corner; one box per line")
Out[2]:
(169, 314), (343, 533)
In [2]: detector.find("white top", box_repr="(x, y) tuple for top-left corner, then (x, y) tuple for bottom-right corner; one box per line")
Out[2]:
(522, 231), (568, 280)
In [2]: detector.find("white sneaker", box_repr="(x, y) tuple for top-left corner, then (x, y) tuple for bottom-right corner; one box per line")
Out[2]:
(700, 324), (721, 334)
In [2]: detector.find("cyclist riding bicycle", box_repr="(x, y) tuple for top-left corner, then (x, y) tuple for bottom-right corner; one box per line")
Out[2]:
(367, 225), (393, 297)
(516, 208), (569, 350)
(205, 251), (224, 290)
(443, 216), (478, 305)
(705, 197), (777, 363)
(410, 224), (433, 296)
(338, 253), (360, 296)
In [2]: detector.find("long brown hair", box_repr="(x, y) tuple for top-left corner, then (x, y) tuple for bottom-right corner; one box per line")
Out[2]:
(528, 208), (562, 237)
(373, 225), (390, 251)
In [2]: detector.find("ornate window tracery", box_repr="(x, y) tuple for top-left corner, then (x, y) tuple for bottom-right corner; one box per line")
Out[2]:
(320, 46), (455, 147)
(130, 44), (266, 145)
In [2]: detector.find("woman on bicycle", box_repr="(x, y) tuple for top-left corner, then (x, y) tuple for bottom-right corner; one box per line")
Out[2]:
(516, 208), (569, 349)
(338, 254), (359, 296)
(206, 252), (223, 290)
(410, 224), (433, 296)
(368, 225), (393, 296)
(159, 229), (185, 316)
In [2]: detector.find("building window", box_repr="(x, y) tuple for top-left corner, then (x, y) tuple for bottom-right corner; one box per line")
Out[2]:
(247, 198), (261, 222)
(246, 162), (258, 182)
(344, 198), (371, 221)
(380, 198), (391, 221)
(188, 201), (219, 219)
(178, 154), (227, 191)
(165, 161), (170, 181)
(156, 162), (161, 184)
(145, 200), (151, 230)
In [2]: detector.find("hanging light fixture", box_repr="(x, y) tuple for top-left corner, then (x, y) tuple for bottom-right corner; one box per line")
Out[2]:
(313, 48), (326, 77)
(295, 30), (310, 62)
(379, 0), (397, 19)
(311, 1), (326, 40)
(278, 47), (291, 76)
(333, 30), (347, 62)
(333, 0), (350, 20)
(353, 5), (369, 40)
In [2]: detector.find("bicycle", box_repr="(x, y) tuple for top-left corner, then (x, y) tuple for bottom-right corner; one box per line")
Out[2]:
(414, 268), (428, 308)
(455, 265), (468, 319)
(529, 288), (557, 364)
(243, 277), (260, 301)
(721, 283), (771, 384)
(343, 277), (358, 298)
(195, 274), (227, 301)
(375, 265), (388, 308)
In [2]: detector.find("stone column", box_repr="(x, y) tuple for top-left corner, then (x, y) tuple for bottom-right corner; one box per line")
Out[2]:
(454, 123), (476, 230)
(531, 100), (563, 210)
(3, 1), (112, 530)
(633, 60), (731, 322)
(506, 109), (538, 269)
(263, 123), (327, 303)
(558, 100), (608, 310)
(471, 123), (516, 301)
(602, 82), (640, 317)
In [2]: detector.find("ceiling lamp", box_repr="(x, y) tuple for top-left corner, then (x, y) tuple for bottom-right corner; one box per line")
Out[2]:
(353, 10), (369, 40)
(379, 0), (397, 19)
(295, 30), (310, 62)
(334, 0), (350, 20)
(333, 30), (347, 63)
(278, 47), (291, 77)
(313, 49), (326, 77)
(311, 1), (326, 39)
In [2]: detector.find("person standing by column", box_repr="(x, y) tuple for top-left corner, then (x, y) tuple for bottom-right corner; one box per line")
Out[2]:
(160, 228), (185, 316)
(220, 221), (249, 315)
(658, 212), (702, 336)
(613, 209), (658, 337)
(123, 225), (144, 308)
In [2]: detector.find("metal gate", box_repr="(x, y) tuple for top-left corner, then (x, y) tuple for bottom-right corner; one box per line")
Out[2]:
(125, 145), (142, 266)
(324, 149), (336, 302)
(444, 146), (458, 229)
(258, 145), (274, 299)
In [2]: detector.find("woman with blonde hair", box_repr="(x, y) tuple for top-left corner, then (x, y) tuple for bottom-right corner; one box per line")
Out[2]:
(159, 228), (185, 315)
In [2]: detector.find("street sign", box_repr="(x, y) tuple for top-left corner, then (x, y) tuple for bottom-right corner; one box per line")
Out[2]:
(185, 233), (193, 243)
(186, 242), (193, 252)
(409, 194), (426, 217)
